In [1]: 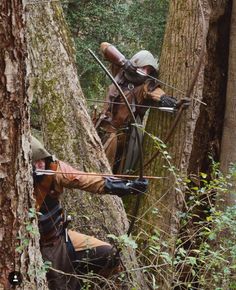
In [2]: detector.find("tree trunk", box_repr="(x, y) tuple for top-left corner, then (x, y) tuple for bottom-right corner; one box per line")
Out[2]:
(143, 0), (208, 243)
(25, 1), (147, 289)
(213, 4), (236, 288)
(138, 0), (231, 288)
(0, 1), (47, 289)
(219, 0), (236, 206)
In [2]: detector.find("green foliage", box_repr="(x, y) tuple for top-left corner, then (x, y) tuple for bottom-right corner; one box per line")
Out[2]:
(64, 0), (130, 99)
(128, 0), (169, 53)
(15, 208), (51, 281)
(107, 233), (138, 250)
(16, 208), (39, 254)
(119, 131), (236, 288)
(132, 142), (236, 289)
(63, 0), (169, 100)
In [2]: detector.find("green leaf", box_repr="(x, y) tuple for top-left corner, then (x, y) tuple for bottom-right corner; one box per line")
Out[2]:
(200, 172), (207, 179)
(187, 256), (197, 266)
(206, 216), (213, 222)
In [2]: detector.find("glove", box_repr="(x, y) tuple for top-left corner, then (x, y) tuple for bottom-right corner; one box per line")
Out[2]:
(122, 59), (137, 74)
(176, 98), (191, 109)
(159, 95), (178, 108)
(128, 179), (149, 195)
(104, 177), (148, 197)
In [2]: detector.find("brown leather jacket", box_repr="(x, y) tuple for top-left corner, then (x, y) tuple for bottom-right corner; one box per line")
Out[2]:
(94, 70), (164, 130)
(93, 69), (165, 169)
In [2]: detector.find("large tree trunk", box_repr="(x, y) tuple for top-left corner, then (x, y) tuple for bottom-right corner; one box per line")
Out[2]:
(25, 1), (147, 289)
(138, 0), (231, 288)
(213, 4), (236, 288)
(219, 0), (236, 206)
(0, 1), (47, 289)
(142, 0), (208, 242)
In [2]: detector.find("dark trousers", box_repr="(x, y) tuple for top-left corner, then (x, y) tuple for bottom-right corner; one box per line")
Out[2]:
(41, 236), (120, 290)
(73, 244), (120, 274)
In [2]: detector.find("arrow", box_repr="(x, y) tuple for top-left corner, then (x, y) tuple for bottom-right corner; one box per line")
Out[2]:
(35, 169), (166, 180)
(136, 69), (207, 106)
(87, 98), (176, 113)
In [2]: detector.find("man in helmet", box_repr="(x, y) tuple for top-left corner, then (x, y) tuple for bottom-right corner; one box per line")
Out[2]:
(94, 42), (189, 173)
(31, 136), (148, 289)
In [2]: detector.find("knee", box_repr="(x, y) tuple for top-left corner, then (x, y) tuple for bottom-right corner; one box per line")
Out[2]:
(73, 244), (121, 275)
(98, 245), (122, 277)
(105, 245), (121, 268)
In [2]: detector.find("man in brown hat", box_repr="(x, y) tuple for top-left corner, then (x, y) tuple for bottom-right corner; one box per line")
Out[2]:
(94, 42), (189, 173)
(31, 136), (148, 289)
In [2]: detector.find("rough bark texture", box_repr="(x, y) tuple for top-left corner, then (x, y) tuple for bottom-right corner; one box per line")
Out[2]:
(138, 0), (231, 288)
(0, 0), (47, 289)
(214, 4), (236, 289)
(219, 0), (236, 206)
(25, 1), (147, 289)
(188, 1), (230, 172)
(143, 0), (209, 241)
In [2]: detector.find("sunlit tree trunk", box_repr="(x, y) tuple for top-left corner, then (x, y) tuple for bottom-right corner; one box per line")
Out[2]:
(0, 0), (47, 289)
(25, 1), (147, 288)
(142, 0), (208, 245)
(137, 0), (231, 288)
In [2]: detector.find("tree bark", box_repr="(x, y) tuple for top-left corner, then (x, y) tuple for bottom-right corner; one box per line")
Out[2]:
(213, 3), (236, 288)
(142, 0), (208, 243)
(25, 1), (147, 289)
(219, 0), (236, 206)
(0, 0), (47, 289)
(138, 0), (231, 288)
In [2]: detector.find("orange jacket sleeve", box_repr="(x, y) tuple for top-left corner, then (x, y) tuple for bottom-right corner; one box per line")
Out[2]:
(54, 160), (105, 194)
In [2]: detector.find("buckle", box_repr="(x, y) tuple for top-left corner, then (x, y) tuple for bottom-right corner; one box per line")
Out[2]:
(128, 83), (134, 90)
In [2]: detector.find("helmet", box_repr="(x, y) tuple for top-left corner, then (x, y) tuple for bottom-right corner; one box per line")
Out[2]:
(130, 50), (159, 71)
(31, 136), (51, 162)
